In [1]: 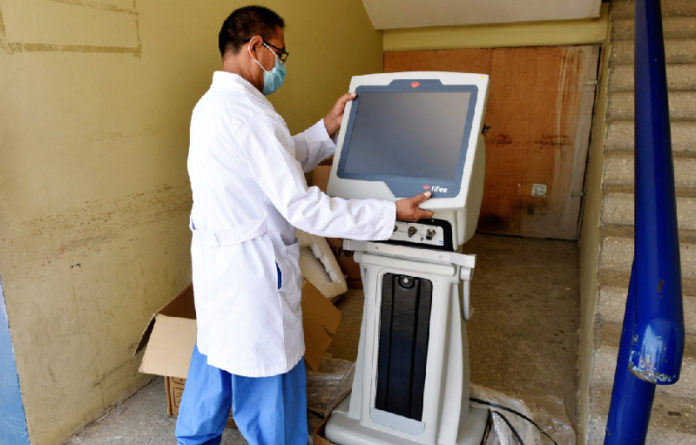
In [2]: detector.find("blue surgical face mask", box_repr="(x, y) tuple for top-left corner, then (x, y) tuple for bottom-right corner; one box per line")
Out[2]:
(251, 43), (286, 95)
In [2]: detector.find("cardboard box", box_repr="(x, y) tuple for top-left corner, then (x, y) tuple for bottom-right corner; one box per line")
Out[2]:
(311, 163), (332, 192)
(136, 282), (341, 423)
(301, 282), (342, 370)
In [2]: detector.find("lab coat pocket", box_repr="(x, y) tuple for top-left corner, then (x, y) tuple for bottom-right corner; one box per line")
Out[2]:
(278, 240), (302, 312)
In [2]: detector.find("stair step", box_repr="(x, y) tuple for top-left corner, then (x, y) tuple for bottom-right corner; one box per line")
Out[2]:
(614, 17), (696, 40)
(612, 38), (696, 66)
(612, 0), (696, 20)
(591, 322), (696, 399)
(602, 151), (696, 188)
(598, 226), (696, 279)
(598, 285), (696, 335)
(609, 63), (696, 92)
(595, 2), (696, 435)
(602, 190), (696, 231)
(606, 120), (696, 153)
(607, 90), (696, 121)
(587, 386), (696, 444)
(598, 269), (696, 299)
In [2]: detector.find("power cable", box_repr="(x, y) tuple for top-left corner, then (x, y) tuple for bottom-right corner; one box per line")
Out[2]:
(491, 410), (525, 445)
(471, 397), (559, 445)
(479, 409), (494, 445)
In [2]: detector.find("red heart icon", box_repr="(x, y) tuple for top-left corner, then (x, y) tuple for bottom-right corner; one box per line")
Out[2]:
(423, 184), (430, 190)
(411, 81), (420, 88)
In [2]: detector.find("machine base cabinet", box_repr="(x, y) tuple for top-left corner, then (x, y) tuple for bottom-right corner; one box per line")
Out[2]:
(325, 242), (487, 445)
(326, 397), (488, 445)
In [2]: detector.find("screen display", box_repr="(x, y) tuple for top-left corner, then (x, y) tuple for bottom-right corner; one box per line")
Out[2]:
(340, 91), (472, 181)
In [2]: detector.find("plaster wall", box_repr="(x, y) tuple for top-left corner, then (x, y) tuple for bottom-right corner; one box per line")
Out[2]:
(0, 1), (382, 444)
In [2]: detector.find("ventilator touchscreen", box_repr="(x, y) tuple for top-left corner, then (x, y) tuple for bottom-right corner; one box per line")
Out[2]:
(340, 91), (472, 181)
(334, 79), (479, 201)
(328, 73), (488, 250)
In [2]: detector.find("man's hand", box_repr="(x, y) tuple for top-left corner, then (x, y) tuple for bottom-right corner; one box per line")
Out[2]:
(396, 192), (434, 222)
(323, 93), (356, 137)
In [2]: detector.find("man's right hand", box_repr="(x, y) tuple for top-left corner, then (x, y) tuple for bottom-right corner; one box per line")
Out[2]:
(395, 192), (434, 222)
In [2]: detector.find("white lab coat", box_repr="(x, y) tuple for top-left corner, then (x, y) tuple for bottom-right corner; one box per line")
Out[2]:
(187, 71), (396, 377)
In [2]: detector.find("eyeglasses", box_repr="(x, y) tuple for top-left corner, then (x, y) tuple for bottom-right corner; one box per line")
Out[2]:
(262, 41), (289, 63)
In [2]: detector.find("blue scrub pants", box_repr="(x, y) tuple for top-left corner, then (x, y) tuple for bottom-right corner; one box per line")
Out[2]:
(175, 346), (308, 445)
(176, 266), (308, 445)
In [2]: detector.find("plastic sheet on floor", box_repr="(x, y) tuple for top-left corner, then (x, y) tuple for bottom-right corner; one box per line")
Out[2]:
(472, 384), (575, 445)
(306, 357), (355, 418)
(306, 357), (356, 444)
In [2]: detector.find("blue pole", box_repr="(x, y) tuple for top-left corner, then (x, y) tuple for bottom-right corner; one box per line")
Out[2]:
(604, 0), (684, 442)
(604, 265), (655, 444)
(630, 0), (683, 387)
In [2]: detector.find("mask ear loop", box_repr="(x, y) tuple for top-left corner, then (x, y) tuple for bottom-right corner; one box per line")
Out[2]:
(249, 43), (269, 73)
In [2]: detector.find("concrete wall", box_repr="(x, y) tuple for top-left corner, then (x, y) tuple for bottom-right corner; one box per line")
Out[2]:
(0, 1), (382, 444)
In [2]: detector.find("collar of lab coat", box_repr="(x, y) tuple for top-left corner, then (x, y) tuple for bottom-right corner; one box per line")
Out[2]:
(212, 71), (270, 105)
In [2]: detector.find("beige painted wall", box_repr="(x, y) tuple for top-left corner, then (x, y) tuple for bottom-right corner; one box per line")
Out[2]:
(382, 4), (609, 51)
(577, 23), (612, 443)
(0, 1), (382, 444)
(364, 0), (602, 29)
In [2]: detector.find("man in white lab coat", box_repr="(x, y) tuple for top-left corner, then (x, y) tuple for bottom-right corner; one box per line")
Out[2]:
(175, 6), (433, 445)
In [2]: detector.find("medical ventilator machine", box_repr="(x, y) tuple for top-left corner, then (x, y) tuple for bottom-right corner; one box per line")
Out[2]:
(324, 72), (490, 445)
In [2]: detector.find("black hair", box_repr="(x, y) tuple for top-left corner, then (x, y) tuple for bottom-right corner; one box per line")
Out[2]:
(218, 6), (285, 57)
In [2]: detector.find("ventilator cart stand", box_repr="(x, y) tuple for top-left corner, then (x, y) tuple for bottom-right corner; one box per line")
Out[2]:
(324, 72), (490, 445)
(324, 239), (487, 445)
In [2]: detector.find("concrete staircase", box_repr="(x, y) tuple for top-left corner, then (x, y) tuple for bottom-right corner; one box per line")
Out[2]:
(587, 0), (696, 443)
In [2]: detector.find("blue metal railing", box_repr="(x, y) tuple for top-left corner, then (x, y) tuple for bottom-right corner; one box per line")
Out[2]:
(604, 0), (685, 443)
